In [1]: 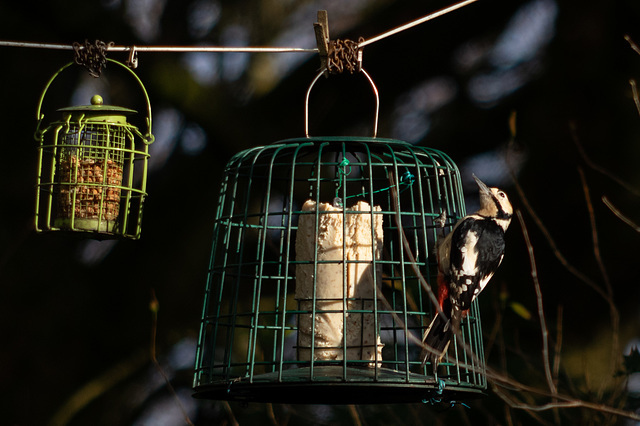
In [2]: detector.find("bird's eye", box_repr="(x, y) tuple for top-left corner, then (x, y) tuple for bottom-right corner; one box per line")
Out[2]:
(498, 191), (506, 198)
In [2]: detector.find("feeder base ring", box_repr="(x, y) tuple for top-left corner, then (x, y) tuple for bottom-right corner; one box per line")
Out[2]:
(54, 218), (118, 233)
(193, 366), (486, 404)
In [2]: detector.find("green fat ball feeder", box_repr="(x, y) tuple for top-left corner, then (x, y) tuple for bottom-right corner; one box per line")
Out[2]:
(34, 59), (154, 240)
(193, 66), (487, 404)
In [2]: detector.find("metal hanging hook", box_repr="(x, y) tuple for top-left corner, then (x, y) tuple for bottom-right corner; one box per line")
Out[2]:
(304, 67), (380, 138)
(127, 45), (139, 69)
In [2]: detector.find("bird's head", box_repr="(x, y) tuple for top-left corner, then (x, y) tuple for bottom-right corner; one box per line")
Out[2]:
(473, 174), (513, 230)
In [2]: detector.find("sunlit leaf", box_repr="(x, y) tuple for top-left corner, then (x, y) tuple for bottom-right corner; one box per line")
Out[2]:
(509, 301), (532, 320)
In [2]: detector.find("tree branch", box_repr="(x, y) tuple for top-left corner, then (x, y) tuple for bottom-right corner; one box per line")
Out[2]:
(506, 137), (608, 300)
(149, 290), (196, 426)
(578, 169), (621, 378)
(516, 210), (557, 395)
(602, 196), (640, 232)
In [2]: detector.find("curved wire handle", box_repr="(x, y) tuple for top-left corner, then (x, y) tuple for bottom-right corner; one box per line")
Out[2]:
(34, 58), (154, 144)
(304, 67), (380, 138)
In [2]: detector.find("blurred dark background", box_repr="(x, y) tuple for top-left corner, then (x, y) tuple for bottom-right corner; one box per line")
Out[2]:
(1, 0), (640, 424)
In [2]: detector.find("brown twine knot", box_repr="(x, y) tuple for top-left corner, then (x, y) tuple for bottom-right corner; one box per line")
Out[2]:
(327, 37), (364, 74)
(73, 40), (115, 77)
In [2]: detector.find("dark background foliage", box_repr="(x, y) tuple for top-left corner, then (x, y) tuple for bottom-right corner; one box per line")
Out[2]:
(1, 0), (639, 424)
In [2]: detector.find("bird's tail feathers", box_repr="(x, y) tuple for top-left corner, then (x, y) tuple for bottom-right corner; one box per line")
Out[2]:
(450, 305), (464, 335)
(421, 310), (452, 364)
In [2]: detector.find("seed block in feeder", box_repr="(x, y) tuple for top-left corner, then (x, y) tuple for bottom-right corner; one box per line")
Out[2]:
(295, 199), (384, 364)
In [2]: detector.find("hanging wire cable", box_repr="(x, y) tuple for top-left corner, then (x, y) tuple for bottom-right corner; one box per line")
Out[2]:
(358, 0), (479, 48)
(0, 0), (479, 56)
(0, 40), (317, 53)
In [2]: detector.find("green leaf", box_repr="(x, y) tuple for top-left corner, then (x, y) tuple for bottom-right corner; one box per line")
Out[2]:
(509, 301), (532, 321)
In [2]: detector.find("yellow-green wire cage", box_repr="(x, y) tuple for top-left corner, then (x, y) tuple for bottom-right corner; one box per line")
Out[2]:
(34, 59), (154, 240)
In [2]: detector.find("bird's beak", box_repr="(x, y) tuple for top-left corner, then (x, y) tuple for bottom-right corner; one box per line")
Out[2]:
(473, 174), (491, 196)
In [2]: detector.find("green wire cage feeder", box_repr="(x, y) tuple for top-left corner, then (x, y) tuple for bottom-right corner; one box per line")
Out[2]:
(34, 59), (154, 240)
(193, 68), (486, 404)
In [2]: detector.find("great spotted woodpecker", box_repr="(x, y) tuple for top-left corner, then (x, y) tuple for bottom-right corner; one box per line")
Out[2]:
(422, 175), (513, 364)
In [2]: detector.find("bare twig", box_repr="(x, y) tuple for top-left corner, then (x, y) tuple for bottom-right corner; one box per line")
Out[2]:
(386, 147), (638, 423)
(389, 173), (640, 422)
(48, 351), (147, 426)
(498, 305), (509, 377)
(402, 325), (640, 423)
(570, 122), (640, 197)
(516, 210), (557, 395)
(629, 79), (640, 117)
(552, 305), (563, 389)
(267, 403), (280, 426)
(388, 172), (442, 317)
(578, 169), (620, 378)
(500, 113), (636, 423)
(486, 366), (640, 421)
(624, 34), (640, 56)
(348, 405), (363, 426)
(483, 286), (504, 363)
(493, 386), (555, 426)
(387, 172), (484, 364)
(603, 196), (640, 232)
(506, 144), (607, 301)
(149, 290), (196, 426)
(222, 401), (240, 426)
(493, 385), (580, 412)
(416, 348), (640, 422)
(504, 404), (515, 426)
(552, 304), (564, 426)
